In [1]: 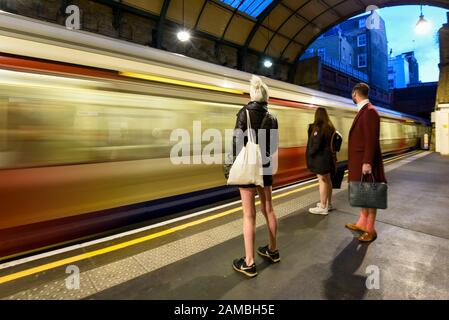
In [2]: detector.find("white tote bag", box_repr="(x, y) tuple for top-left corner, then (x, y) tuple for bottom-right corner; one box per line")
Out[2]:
(227, 109), (264, 187)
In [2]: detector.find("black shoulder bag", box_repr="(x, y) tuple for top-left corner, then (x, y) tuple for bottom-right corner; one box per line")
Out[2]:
(349, 174), (388, 209)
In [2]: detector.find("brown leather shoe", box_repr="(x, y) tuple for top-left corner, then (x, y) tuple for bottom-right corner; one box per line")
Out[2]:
(358, 231), (377, 243)
(345, 223), (367, 233)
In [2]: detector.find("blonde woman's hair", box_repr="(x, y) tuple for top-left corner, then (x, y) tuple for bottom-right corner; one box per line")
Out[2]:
(250, 75), (269, 103)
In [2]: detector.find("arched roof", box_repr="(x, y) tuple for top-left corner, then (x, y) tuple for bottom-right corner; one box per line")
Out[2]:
(121, 0), (449, 64)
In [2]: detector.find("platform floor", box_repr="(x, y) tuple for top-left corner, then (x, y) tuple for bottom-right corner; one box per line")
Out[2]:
(1, 151), (448, 300)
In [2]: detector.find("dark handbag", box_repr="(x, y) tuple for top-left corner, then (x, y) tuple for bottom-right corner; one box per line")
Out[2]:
(349, 174), (388, 209)
(331, 130), (343, 153)
(331, 166), (345, 189)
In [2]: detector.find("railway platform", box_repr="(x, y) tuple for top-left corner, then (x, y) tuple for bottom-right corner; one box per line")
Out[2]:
(1, 151), (448, 300)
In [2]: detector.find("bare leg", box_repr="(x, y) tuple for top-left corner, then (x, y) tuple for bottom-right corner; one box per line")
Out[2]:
(365, 208), (377, 234)
(327, 174), (333, 207)
(356, 208), (369, 229)
(240, 188), (256, 266)
(257, 186), (278, 251)
(317, 174), (330, 208)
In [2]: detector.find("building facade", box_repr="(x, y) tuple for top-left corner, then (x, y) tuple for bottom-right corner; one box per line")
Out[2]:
(403, 51), (420, 85)
(301, 27), (354, 67)
(295, 56), (391, 109)
(342, 12), (389, 91)
(388, 51), (421, 89)
(297, 11), (390, 107)
(302, 12), (389, 92)
(389, 54), (411, 89)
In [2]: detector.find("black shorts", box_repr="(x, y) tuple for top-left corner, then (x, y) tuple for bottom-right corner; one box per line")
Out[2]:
(238, 175), (273, 189)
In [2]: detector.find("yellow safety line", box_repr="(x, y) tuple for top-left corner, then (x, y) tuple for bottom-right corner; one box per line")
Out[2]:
(383, 150), (422, 164)
(119, 71), (245, 95)
(0, 150), (423, 285)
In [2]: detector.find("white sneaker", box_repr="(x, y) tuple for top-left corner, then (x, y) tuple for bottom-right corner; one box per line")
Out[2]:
(309, 205), (329, 215)
(316, 203), (334, 211)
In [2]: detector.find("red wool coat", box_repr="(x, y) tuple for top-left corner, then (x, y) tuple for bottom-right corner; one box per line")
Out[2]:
(348, 103), (387, 183)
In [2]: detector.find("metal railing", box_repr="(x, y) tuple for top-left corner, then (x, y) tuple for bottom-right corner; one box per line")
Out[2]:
(319, 55), (369, 82)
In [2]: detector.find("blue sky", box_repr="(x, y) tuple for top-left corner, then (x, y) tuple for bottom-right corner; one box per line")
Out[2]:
(376, 5), (448, 82)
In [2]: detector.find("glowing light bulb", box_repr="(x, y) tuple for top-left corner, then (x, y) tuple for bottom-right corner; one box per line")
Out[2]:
(177, 30), (191, 42)
(415, 6), (432, 35)
(263, 59), (273, 68)
(415, 15), (431, 35)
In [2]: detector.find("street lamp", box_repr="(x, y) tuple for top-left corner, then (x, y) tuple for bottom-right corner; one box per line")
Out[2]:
(415, 5), (431, 35)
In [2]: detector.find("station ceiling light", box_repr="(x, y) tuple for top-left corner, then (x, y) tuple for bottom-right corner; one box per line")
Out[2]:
(177, 0), (190, 42)
(415, 5), (431, 35)
(263, 59), (273, 68)
(177, 30), (191, 42)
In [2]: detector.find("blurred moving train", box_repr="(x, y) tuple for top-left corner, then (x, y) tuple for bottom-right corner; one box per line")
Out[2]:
(0, 12), (430, 259)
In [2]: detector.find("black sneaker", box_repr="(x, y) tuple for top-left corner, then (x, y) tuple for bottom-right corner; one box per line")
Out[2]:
(257, 245), (281, 263)
(232, 257), (257, 278)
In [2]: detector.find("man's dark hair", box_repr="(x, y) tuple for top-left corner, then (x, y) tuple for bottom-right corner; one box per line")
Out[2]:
(352, 83), (370, 98)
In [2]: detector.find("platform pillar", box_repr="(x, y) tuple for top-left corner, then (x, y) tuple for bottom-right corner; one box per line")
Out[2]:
(435, 13), (449, 155)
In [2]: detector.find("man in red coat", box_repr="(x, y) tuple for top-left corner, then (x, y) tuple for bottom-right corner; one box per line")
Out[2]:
(345, 83), (386, 243)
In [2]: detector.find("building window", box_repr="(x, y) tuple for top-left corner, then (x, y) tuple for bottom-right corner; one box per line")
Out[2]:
(358, 54), (367, 68)
(357, 34), (367, 47)
(317, 48), (326, 59)
(388, 79), (395, 89)
(359, 18), (366, 29)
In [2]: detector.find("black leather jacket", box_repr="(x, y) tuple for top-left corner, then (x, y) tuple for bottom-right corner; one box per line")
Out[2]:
(232, 101), (278, 168)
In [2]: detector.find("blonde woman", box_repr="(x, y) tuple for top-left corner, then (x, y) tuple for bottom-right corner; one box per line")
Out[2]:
(229, 76), (279, 278)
